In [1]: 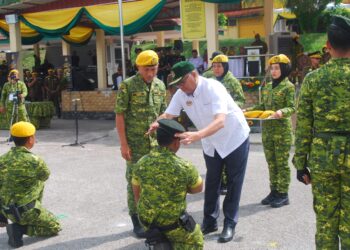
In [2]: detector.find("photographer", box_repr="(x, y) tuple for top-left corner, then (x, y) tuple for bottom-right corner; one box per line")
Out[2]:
(0, 69), (28, 127)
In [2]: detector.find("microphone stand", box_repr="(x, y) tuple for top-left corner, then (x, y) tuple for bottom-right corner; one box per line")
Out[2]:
(62, 98), (84, 148)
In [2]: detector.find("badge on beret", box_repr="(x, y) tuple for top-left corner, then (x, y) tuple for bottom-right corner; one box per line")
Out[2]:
(186, 100), (192, 106)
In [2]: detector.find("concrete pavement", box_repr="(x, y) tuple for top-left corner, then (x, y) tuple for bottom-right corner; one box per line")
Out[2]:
(0, 119), (315, 250)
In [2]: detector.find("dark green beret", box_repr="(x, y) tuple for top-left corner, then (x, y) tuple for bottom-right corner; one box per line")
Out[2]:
(330, 15), (350, 34)
(168, 61), (195, 87)
(157, 119), (185, 138)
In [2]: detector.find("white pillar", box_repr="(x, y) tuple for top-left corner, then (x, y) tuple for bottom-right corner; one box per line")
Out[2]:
(205, 3), (218, 67)
(264, 0), (274, 51)
(33, 43), (40, 57)
(156, 31), (165, 47)
(7, 15), (23, 80)
(61, 40), (71, 56)
(95, 29), (107, 89)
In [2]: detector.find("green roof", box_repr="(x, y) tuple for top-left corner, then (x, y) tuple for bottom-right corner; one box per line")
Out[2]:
(0, 0), (20, 7)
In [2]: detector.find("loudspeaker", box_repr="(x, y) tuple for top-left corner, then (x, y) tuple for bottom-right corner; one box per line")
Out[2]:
(174, 40), (183, 51)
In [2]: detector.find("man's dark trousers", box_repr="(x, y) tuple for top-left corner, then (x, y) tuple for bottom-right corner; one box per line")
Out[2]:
(203, 138), (249, 227)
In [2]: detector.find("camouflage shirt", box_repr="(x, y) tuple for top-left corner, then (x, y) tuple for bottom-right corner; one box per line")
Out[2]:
(213, 71), (245, 108)
(115, 73), (167, 162)
(0, 81), (27, 108)
(132, 146), (201, 226)
(44, 76), (59, 91)
(293, 58), (350, 170)
(0, 147), (50, 206)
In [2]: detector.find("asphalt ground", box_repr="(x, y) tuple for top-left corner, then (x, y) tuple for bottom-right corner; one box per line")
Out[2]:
(0, 119), (315, 250)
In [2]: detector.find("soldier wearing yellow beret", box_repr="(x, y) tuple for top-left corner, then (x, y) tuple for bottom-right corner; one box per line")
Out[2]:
(0, 121), (61, 248)
(308, 51), (322, 71)
(115, 49), (167, 237)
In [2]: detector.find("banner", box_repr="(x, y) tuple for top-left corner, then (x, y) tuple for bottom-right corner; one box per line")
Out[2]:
(180, 0), (206, 40)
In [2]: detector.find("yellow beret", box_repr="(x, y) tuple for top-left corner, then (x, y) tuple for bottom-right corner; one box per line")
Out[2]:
(10, 122), (36, 137)
(136, 50), (159, 66)
(212, 54), (228, 63)
(8, 69), (19, 77)
(268, 54), (290, 65)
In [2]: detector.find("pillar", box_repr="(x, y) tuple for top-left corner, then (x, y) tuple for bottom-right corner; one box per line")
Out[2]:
(95, 29), (107, 89)
(205, 3), (218, 67)
(192, 40), (200, 53)
(6, 14), (23, 80)
(156, 31), (165, 47)
(264, 0), (274, 51)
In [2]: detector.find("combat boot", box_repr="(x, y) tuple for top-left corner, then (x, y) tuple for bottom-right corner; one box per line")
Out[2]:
(261, 190), (276, 205)
(131, 214), (146, 238)
(6, 223), (26, 248)
(270, 192), (289, 208)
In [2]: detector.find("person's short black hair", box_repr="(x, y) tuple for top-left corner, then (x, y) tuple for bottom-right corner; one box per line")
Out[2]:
(12, 136), (30, 146)
(192, 49), (198, 53)
(327, 26), (350, 51)
(156, 130), (175, 146)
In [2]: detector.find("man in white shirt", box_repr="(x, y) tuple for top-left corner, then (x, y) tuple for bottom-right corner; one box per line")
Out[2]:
(148, 61), (250, 243)
(188, 50), (204, 74)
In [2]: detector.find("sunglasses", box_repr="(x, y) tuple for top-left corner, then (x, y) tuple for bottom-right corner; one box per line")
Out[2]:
(176, 73), (190, 88)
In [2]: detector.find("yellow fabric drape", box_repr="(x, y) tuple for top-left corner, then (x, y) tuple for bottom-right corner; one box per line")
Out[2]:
(0, 20), (39, 37)
(85, 0), (163, 27)
(278, 12), (296, 20)
(63, 26), (94, 44)
(22, 7), (81, 31)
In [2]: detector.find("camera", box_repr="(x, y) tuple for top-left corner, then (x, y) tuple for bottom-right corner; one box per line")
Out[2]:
(10, 74), (17, 80)
(10, 91), (21, 104)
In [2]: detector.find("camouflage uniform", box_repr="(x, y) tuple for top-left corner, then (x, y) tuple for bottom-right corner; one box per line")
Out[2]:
(249, 78), (295, 193)
(133, 146), (204, 249)
(44, 75), (60, 117)
(293, 58), (350, 249)
(115, 73), (167, 215)
(0, 81), (28, 128)
(212, 71), (245, 108)
(0, 147), (61, 236)
(202, 69), (214, 78)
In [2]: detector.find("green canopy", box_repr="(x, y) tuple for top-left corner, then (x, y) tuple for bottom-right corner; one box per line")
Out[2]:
(0, 0), (19, 6)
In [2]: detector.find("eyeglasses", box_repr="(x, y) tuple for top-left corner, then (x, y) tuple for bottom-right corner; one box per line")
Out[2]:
(176, 73), (190, 88)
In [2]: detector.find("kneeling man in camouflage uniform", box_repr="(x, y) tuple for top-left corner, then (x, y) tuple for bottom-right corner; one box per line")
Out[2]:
(0, 121), (61, 248)
(132, 119), (204, 249)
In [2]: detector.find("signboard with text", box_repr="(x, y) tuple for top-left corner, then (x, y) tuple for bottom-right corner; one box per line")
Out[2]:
(180, 0), (206, 40)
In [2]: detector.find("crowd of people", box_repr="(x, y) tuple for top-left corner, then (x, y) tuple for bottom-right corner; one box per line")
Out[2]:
(0, 15), (349, 250)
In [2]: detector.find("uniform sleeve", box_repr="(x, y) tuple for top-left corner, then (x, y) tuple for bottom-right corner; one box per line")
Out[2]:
(279, 84), (295, 117)
(35, 158), (50, 181)
(292, 75), (314, 170)
(20, 81), (28, 98)
(228, 77), (245, 108)
(159, 88), (167, 114)
(115, 81), (129, 114)
(186, 162), (201, 189)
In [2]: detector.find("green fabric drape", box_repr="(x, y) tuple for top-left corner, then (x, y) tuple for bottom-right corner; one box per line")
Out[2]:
(0, 0), (19, 6)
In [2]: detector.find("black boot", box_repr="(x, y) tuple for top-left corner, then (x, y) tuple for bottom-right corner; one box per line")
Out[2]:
(131, 214), (146, 238)
(261, 190), (276, 205)
(201, 222), (218, 235)
(218, 223), (235, 243)
(6, 223), (26, 248)
(270, 192), (289, 208)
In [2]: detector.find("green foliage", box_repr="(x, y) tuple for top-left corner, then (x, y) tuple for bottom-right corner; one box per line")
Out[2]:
(286, 0), (333, 32)
(300, 33), (327, 53)
(218, 13), (228, 27)
(320, 6), (350, 32)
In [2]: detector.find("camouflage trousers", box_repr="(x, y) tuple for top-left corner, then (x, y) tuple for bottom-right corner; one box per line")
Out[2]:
(165, 224), (204, 250)
(262, 125), (292, 193)
(126, 160), (141, 216)
(4, 103), (29, 129)
(309, 135), (350, 250)
(5, 200), (61, 237)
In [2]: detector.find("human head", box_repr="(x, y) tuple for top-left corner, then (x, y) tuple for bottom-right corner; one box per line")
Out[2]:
(327, 15), (350, 54)
(255, 33), (261, 41)
(8, 69), (19, 82)
(210, 51), (223, 60)
(268, 54), (291, 80)
(308, 51), (322, 69)
(48, 68), (55, 76)
(168, 61), (198, 94)
(212, 54), (229, 78)
(191, 50), (198, 58)
(156, 119), (186, 152)
(136, 50), (159, 84)
(10, 121), (36, 149)
(25, 69), (31, 77)
(221, 46), (228, 54)
(134, 48), (143, 55)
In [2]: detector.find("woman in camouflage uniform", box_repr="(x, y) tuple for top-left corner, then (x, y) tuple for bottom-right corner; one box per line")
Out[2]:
(246, 54), (295, 208)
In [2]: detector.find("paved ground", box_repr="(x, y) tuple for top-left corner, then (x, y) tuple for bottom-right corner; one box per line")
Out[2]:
(0, 119), (315, 250)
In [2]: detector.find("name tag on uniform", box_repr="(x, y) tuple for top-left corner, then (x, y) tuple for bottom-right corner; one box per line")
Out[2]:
(8, 93), (15, 101)
(186, 100), (192, 106)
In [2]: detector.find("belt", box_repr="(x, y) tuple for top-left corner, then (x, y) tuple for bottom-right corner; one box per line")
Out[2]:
(314, 132), (350, 140)
(141, 220), (179, 232)
(3, 200), (36, 215)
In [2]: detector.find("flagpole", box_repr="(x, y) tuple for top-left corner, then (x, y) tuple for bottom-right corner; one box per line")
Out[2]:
(118, 0), (126, 79)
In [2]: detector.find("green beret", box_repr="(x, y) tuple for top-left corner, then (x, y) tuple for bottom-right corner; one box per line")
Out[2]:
(168, 61), (195, 87)
(157, 119), (185, 138)
(308, 51), (322, 59)
(330, 15), (350, 34)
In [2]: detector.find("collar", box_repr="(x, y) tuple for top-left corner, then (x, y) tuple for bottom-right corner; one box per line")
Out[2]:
(191, 76), (203, 97)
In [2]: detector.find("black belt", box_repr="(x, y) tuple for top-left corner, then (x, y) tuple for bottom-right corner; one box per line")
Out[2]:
(4, 201), (35, 215)
(141, 220), (179, 232)
(314, 132), (350, 140)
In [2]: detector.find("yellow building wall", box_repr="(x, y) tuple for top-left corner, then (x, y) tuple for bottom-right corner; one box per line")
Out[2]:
(238, 16), (265, 38)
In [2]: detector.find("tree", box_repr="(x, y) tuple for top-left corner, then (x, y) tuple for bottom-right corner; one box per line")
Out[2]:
(286, 0), (342, 33)
(218, 13), (227, 27)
